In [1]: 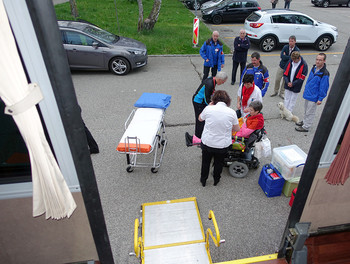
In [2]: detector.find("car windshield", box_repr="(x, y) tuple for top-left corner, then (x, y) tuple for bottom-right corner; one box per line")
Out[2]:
(83, 25), (119, 44)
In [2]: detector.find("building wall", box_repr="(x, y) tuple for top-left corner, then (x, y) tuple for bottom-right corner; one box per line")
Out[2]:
(0, 192), (98, 264)
(300, 167), (350, 232)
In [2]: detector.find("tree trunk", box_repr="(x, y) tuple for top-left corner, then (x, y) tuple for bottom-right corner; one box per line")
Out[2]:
(137, 0), (144, 32)
(69, 0), (79, 18)
(138, 0), (162, 32)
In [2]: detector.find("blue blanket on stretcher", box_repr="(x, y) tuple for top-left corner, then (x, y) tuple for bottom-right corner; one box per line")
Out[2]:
(134, 93), (171, 109)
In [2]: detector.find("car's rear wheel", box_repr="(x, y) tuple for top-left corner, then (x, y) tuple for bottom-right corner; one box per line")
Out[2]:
(109, 57), (131, 75)
(315, 35), (332, 51)
(212, 15), (223, 24)
(259, 35), (277, 52)
(347, 0), (350, 7)
(322, 0), (330, 7)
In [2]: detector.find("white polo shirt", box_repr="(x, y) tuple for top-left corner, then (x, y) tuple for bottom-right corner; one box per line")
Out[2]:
(200, 102), (239, 149)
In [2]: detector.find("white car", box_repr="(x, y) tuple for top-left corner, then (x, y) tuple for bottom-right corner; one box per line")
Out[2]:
(244, 9), (338, 52)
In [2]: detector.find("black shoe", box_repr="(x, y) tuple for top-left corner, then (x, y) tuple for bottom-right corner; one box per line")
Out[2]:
(200, 180), (206, 187)
(270, 93), (278, 97)
(295, 126), (308, 132)
(279, 94), (285, 99)
(231, 82), (235, 85)
(214, 180), (220, 186)
(296, 121), (304, 126)
(185, 132), (193, 147)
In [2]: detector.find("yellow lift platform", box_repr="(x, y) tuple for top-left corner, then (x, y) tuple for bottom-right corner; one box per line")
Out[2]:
(130, 197), (225, 264)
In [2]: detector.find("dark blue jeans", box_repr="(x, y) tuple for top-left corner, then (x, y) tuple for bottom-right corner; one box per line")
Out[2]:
(203, 65), (218, 81)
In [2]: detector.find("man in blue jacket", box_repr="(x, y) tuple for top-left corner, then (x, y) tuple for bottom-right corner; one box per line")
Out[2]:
(200, 31), (225, 80)
(283, 51), (308, 113)
(241, 52), (269, 97)
(296, 53), (330, 132)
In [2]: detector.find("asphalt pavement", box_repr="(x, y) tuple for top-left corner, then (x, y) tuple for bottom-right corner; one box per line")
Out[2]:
(69, 0), (349, 263)
(72, 52), (341, 264)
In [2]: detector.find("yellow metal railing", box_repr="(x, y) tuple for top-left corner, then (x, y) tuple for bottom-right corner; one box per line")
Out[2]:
(206, 210), (225, 249)
(133, 218), (142, 258)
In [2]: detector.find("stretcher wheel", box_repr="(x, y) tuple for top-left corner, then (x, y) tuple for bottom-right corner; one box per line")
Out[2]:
(151, 168), (158, 173)
(126, 166), (134, 173)
(228, 161), (248, 178)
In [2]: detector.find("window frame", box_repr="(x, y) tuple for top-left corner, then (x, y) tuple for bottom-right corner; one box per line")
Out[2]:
(1, 0), (80, 199)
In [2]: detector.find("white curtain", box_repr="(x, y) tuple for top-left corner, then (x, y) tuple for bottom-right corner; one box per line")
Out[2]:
(0, 0), (76, 219)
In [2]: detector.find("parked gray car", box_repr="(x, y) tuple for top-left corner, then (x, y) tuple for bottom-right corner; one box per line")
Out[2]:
(58, 21), (148, 75)
(311, 0), (350, 7)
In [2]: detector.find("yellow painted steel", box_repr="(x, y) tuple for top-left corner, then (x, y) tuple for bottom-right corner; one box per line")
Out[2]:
(133, 218), (142, 257)
(206, 210), (223, 264)
(206, 210), (221, 248)
(215, 253), (278, 264)
(144, 239), (205, 250)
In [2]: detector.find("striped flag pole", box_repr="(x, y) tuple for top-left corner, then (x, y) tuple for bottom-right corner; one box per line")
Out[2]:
(193, 16), (199, 47)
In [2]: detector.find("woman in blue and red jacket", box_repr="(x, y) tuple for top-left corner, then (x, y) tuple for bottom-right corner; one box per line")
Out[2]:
(283, 51), (308, 113)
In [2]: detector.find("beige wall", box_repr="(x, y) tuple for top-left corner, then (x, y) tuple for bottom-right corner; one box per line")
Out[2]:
(301, 167), (350, 232)
(0, 192), (98, 264)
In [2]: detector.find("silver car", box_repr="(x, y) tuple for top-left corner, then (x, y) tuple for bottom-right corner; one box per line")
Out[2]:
(201, 0), (224, 10)
(58, 21), (148, 75)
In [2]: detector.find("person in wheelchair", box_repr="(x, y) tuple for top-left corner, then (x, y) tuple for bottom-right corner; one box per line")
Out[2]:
(232, 100), (264, 152)
(236, 100), (264, 138)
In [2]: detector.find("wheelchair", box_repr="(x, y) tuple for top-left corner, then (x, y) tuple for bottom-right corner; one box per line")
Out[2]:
(224, 127), (266, 178)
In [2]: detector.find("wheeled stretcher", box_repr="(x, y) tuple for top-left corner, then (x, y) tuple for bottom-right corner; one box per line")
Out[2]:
(130, 197), (225, 264)
(116, 93), (171, 173)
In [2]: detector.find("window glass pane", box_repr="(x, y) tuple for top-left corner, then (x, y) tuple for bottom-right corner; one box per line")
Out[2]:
(334, 116), (349, 155)
(65, 31), (95, 46)
(272, 15), (294, 24)
(295, 15), (313, 25)
(243, 2), (254, 7)
(0, 99), (31, 184)
(228, 2), (241, 8)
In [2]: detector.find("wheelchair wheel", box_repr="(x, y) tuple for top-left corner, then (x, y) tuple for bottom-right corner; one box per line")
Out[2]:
(228, 161), (249, 178)
(251, 157), (260, 169)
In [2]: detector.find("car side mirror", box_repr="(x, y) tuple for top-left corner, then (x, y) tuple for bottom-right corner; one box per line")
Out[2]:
(92, 42), (98, 48)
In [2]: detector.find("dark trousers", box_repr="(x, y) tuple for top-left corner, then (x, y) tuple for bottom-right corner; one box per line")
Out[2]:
(193, 101), (206, 138)
(231, 60), (246, 84)
(201, 143), (230, 184)
(203, 65), (218, 80)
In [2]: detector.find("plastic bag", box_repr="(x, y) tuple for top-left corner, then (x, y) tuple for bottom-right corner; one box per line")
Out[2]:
(254, 141), (263, 159)
(261, 136), (271, 157)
